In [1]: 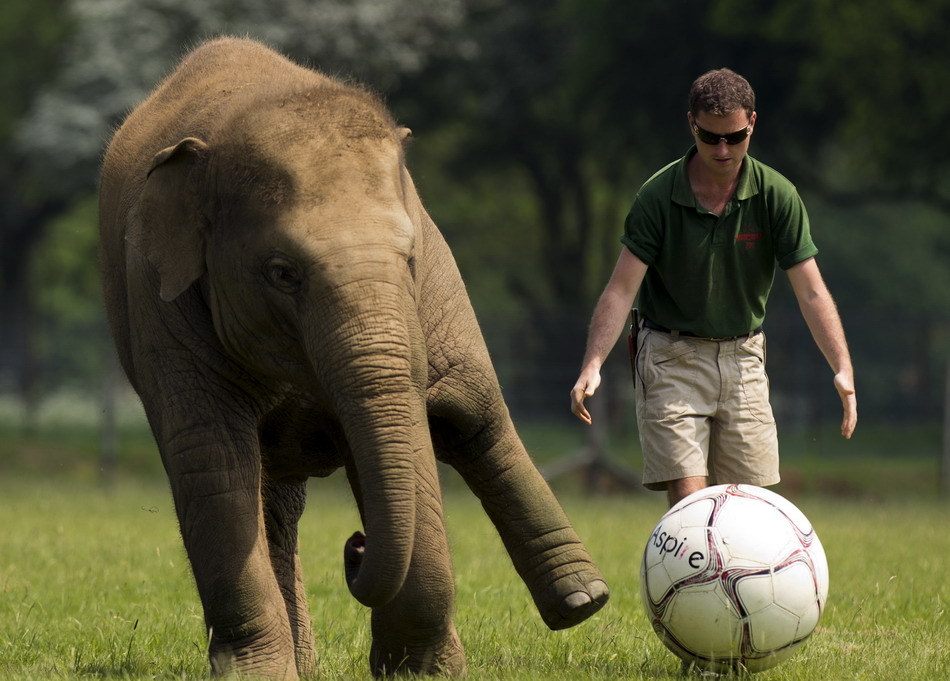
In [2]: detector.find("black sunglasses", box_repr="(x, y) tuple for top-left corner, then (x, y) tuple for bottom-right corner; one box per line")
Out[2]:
(693, 123), (752, 146)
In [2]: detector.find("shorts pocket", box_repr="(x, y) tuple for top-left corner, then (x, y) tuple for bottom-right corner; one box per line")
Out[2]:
(737, 334), (774, 423)
(638, 333), (699, 419)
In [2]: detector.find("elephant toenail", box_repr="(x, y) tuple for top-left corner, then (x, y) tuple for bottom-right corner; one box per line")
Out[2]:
(587, 579), (609, 602)
(546, 580), (610, 630)
(560, 591), (592, 615)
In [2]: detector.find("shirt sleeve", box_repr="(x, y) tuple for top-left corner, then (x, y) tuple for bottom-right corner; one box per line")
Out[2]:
(621, 191), (663, 266)
(771, 187), (818, 270)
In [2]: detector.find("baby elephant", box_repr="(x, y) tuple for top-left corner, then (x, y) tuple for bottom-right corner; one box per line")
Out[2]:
(99, 37), (608, 679)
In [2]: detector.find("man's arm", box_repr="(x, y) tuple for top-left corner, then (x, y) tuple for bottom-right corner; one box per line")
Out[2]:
(786, 257), (857, 438)
(570, 248), (649, 424)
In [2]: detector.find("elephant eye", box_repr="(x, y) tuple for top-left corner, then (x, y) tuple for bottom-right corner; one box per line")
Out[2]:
(263, 256), (304, 294)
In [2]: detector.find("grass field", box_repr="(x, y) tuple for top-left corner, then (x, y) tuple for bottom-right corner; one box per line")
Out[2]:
(0, 412), (948, 679)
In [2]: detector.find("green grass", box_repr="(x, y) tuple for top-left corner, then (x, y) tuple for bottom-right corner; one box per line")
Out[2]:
(0, 474), (947, 680)
(1, 406), (947, 679)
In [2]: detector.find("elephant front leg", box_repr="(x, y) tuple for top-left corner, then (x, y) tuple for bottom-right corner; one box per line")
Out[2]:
(345, 457), (466, 677)
(262, 477), (316, 678)
(368, 555), (466, 678)
(440, 418), (610, 631)
(160, 423), (300, 680)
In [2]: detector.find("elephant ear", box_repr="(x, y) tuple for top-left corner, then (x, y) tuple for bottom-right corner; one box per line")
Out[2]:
(127, 137), (209, 302)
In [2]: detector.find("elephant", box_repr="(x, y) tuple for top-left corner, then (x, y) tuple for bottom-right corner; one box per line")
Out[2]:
(98, 37), (609, 680)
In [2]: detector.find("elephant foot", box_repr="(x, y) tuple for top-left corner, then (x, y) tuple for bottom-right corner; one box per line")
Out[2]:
(207, 609), (301, 680)
(537, 571), (610, 631)
(210, 644), (300, 680)
(371, 626), (467, 677)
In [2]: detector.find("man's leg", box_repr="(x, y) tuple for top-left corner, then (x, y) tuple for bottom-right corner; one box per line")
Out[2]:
(709, 334), (780, 488)
(666, 475), (707, 507)
(636, 329), (718, 499)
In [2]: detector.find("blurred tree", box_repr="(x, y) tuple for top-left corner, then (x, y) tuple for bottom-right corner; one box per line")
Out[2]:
(710, 0), (950, 206)
(30, 197), (102, 391)
(0, 0), (72, 402)
(709, 0), (950, 420)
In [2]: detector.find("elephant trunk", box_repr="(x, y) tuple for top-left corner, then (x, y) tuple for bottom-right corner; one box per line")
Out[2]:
(307, 279), (426, 609)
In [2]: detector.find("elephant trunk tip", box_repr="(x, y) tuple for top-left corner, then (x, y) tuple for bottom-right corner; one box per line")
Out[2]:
(343, 530), (403, 608)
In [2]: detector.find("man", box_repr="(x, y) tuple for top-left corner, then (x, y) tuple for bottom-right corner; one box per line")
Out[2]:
(570, 68), (856, 508)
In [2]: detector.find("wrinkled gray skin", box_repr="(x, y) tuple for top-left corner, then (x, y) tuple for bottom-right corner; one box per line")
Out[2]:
(99, 38), (608, 680)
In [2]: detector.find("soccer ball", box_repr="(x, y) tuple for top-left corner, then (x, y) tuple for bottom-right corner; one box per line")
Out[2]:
(640, 484), (829, 674)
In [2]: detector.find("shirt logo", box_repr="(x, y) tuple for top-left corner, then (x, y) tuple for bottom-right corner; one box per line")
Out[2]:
(736, 227), (763, 249)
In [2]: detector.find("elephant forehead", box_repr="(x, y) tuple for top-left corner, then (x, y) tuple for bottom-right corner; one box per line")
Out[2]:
(292, 204), (416, 259)
(300, 149), (404, 206)
(215, 84), (399, 163)
(210, 132), (405, 216)
(235, 87), (398, 152)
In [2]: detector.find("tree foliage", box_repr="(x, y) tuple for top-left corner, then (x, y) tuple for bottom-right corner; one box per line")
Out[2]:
(0, 0), (73, 396)
(2, 0), (948, 426)
(710, 0), (950, 206)
(30, 197), (103, 391)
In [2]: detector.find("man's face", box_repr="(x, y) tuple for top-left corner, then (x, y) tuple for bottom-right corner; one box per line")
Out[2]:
(687, 109), (756, 177)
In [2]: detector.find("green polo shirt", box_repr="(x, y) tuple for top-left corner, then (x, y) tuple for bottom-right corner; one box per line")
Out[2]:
(621, 147), (817, 338)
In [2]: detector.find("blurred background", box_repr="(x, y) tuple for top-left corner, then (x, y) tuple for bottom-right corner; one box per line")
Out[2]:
(1, 0), (948, 497)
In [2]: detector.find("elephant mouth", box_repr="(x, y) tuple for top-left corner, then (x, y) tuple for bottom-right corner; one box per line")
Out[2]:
(344, 530), (368, 594)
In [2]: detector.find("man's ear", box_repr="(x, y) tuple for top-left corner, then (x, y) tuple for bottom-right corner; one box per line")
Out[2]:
(126, 137), (209, 302)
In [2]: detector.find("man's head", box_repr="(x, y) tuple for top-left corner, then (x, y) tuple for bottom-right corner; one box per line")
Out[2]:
(688, 68), (755, 119)
(686, 69), (756, 177)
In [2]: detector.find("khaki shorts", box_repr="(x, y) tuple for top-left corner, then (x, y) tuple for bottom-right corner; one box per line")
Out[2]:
(634, 327), (779, 491)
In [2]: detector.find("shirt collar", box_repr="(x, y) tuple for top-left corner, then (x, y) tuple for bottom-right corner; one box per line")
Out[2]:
(672, 146), (759, 207)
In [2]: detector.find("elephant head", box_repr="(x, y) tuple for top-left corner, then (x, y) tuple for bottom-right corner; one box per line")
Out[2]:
(126, 87), (424, 609)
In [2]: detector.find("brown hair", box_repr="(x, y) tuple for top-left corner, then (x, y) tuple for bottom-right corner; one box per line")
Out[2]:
(688, 68), (755, 118)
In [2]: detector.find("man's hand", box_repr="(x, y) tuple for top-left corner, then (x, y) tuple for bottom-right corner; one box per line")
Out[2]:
(835, 372), (857, 439)
(569, 248), (648, 426)
(570, 368), (601, 425)
(787, 259), (857, 440)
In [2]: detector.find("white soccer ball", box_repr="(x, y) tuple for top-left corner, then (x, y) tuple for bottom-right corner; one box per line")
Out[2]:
(640, 484), (829, 674)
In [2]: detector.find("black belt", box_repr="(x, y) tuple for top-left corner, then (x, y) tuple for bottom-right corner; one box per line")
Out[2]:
(643, 319), (761, 342)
